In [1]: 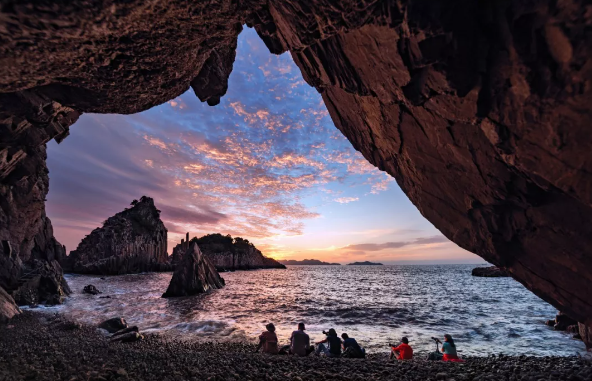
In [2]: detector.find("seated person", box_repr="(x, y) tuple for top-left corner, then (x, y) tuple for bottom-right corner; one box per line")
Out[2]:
(341, 333), (365, 358)
(255, 323), (279, 354)
(390, 337), (413, 360)
(441, 334), (463, 362)
(315, 328), (342, 358)
(288, 323), (314, 356)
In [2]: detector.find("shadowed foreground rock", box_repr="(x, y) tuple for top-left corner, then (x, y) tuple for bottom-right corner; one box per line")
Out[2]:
(163, 241), (225, 298)
(172, 233), (285, 271)
(472, 266), (510, 277)
(1, 0), (592, 346)
(65, 196), (169, 275)
(0, 286), (20, 323)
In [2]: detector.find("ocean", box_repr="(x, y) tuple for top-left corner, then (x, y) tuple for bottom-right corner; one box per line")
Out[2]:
(41, 265), (586, 356)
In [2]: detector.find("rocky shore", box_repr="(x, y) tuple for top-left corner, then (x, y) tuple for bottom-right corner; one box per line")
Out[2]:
(1, 312), (590, 381)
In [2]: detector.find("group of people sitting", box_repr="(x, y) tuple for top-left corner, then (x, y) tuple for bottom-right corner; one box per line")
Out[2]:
(256, 323), (365, 358)
(390, 334), (463, 362)
(256, 322), (462, 362)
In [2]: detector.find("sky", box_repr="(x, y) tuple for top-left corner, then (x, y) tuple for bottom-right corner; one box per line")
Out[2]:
(46, 27), (482, 265)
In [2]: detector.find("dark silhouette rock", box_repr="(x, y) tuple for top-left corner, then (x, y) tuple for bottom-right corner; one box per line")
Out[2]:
(66, 196), (170, 275)
(10, 260), (71, 306)
(82, 285), (101, 295)
(347, 261), (384, 266)
(163, 241), (225, 298)
(554, 312), (578, 332)
(110, 331), (143, 343)
(0, 286), (20, 324)
(111, 326), (139, 338)
(472, 266), (510, 277)
(99, 318), (128, 333)
(0, 0), (592, 336)
(280, 259), (341, 266)
(172, 233), (285, 272)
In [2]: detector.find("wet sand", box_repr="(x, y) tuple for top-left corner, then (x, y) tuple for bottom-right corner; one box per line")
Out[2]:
(1, 312), (590, 381)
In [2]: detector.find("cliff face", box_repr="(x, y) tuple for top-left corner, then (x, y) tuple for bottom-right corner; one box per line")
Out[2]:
(0, 144), (70, 305)
(163, 241), (225, 298)
(172, 233), (285, 271)
(1, 0), (592, 344)
(66, 196), (169, 275)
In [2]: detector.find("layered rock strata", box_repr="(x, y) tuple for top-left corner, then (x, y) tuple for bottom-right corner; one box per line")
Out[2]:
(163, 241), (225, 297)
(1, 0), (592, 346)
(172, 233), (285, 271)
(66, 197), (169, 275)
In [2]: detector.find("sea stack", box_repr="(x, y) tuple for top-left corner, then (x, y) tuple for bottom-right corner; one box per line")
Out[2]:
(172, 233), (285, 272)
(163, 240), (225, 298)
(65, 196), (169, 275)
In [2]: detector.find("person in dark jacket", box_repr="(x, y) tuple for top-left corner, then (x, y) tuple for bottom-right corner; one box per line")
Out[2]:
(341, 333), (365, 358)
(315, 328), (342, 357)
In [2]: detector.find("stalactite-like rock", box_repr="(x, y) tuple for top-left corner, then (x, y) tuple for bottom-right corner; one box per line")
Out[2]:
(66, 196), (169, 275)
(171, 233), (285, 271)
(163, 241), (225, 298)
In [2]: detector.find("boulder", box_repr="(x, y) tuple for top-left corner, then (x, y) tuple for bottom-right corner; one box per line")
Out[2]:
(82, 285), (101, 295)
(172, 233), (285, 271)
(471, 266), (510, 278)
(99, 318), (128, 333)
(66, 196), (171, 275)
(111, 326), (139, 338)
(110, 331), (143, 343)
(554, 312), (578, 331)
(0, 286), (20, 324)
(163, 241), (225, 298)
(10, 260), (71, 306)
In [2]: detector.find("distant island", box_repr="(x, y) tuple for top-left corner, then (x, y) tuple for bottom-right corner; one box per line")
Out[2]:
(347, 261), (384, 266)
(279, 259), (341, 266)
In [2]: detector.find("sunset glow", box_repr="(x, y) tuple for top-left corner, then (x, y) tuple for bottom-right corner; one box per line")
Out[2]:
(46, 28), (480, 265)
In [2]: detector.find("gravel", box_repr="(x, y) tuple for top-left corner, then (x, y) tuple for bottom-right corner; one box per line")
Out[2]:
(1, 312), (590, 381)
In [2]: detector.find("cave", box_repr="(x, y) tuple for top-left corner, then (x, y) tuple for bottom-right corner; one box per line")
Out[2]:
(0, 0), (591, 346)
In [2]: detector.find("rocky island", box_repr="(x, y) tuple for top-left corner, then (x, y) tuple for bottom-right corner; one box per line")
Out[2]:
(347, 261), (384, 266)
(64, 197), (170, 275)
(171, 233), (285, 272)
(280, 259), (341, 265)
(472, 266), (511, 277)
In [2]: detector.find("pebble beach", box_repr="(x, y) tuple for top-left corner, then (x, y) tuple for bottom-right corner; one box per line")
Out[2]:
(1, 312), (590, 381)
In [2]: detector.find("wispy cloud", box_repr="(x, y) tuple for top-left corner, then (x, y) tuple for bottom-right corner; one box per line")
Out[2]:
(339, 235), (449, 252)
(334, 197), (359, 204)
(46, 27), (393, 254)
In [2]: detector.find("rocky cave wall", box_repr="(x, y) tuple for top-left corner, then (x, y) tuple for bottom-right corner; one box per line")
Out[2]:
(0, 0), (591, 339)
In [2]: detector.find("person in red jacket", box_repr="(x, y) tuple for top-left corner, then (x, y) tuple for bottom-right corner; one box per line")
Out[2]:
(390, 337), (413, 360)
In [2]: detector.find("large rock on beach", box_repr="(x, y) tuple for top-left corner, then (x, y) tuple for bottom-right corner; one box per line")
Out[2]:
(1, 0), (592, 335)
(471, 266), (510, 277)
(172, 233), (284, 271)
(99, 318), (128, 333)
(0, 286), (20, 323)
(66, 196), (170, 275)
(10, 259), (71, 306)
(163, 241), (225, 298)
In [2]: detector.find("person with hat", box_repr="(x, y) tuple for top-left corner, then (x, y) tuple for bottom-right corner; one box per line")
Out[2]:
(390, 337), (413, 360)
(289, 322), (314, 356)
(315, 328), (342, 357)
(255, 323), (279, 354)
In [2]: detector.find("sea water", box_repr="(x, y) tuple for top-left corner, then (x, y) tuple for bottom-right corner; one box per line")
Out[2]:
(44, 265), (586, 356)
